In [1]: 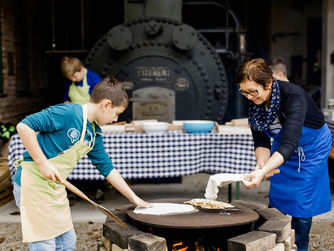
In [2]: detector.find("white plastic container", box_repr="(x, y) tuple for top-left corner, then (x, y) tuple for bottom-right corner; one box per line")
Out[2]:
(141, 122), (169, 134)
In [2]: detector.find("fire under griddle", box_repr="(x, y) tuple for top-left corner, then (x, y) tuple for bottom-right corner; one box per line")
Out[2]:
(126, 198), (259, 250)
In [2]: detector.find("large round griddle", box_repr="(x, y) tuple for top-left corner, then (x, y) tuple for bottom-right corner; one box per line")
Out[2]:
(126, 198), (259, 229)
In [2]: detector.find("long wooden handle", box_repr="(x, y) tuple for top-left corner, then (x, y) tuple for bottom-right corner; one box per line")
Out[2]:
(63, 180), (128, 230)
(63, 180), (93, 203)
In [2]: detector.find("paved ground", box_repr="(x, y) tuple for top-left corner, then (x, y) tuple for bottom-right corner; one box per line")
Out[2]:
(0, 174), (334, 250)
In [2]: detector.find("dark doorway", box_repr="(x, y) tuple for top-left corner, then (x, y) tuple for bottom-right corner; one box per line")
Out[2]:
(306, 17), (322, 107)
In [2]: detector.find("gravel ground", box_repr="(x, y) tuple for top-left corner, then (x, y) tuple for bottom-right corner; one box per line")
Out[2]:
(0, 178), (333, 250)
(0, 222), (102, 251)
(309, 221), (334, 251)
(0, 220), (333, 250)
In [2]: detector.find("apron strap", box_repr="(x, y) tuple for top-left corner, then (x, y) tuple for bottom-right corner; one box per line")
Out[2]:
(13, 156), (24, 168)
(295, 146), (305, 172)
(80, 104), (88, 142)
(91, 123), (97, 148)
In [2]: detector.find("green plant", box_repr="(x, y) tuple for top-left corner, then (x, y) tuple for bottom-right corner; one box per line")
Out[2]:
(0, 123), (16, 143)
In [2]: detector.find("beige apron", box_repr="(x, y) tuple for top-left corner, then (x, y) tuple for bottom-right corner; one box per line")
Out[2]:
(20, 104), (95, 242)
(68, 68), (90, 105)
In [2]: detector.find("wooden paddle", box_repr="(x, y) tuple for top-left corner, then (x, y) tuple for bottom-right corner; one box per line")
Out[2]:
(63, 180), (128, 230)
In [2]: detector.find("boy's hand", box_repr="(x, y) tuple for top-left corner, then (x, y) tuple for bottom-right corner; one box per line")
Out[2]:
(39, 161), (64, 183)
(132, 196), (152, 208)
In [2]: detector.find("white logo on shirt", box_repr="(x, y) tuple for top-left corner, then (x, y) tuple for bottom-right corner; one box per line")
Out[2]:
(67, 128), (80, 143)
(84, 129), (93, 147)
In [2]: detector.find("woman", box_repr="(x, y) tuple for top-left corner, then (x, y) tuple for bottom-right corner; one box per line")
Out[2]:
(237, 58), (332, 251)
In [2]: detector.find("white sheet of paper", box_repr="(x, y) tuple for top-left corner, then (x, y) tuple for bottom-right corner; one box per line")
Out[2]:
(133, 203), (197, 215)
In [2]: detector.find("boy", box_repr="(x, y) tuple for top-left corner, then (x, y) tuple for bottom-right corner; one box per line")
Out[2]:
(270, 57), (289, 82)
(60, 56), (101, 104)
(12, 77), (150, 250)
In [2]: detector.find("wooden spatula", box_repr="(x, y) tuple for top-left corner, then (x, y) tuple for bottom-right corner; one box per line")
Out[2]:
(63, 180), (128, 230)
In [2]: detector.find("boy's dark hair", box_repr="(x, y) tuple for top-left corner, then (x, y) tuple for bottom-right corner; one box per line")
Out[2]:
(236, 58), (273, 86)
(90, 77), (129, 107)
(60, 56), (83, 79)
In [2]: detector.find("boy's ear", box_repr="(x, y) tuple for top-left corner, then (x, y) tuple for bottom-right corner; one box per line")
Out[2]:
(102, 99), (112, 110)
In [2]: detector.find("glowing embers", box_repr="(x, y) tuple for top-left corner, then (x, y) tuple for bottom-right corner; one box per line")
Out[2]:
(170, 239), (223, 251)
(172, 241), (188, 251)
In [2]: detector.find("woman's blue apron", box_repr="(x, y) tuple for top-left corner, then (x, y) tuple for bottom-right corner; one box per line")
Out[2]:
(269, 124), (332, 218)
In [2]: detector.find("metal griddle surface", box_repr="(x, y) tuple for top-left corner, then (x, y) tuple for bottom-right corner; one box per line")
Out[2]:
(126, 198), (259, 229)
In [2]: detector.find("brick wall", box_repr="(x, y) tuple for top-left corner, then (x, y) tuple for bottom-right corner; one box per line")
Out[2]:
(0, 0), (50, 124)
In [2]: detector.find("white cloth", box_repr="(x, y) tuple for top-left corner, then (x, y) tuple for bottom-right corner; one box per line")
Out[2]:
(204, 173), (246, 200)
(133, 203), (197, 215)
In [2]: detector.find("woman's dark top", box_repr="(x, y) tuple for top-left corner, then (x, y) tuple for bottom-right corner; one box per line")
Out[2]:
(251, 80), (324, 161)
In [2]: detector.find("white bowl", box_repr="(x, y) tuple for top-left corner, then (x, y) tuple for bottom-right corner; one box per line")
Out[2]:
(142, 122), (169, 134)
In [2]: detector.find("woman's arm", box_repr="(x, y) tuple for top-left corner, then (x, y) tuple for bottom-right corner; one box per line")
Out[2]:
(106, 169), (151, 208)
(16, 123), (63, 183)
(242, 151), (284, 188)
(254, 147), (271, 169)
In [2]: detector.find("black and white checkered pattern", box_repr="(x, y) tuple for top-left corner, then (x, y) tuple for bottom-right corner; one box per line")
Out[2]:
(8, 131), (256, 180)
(326, 120), (334, 147)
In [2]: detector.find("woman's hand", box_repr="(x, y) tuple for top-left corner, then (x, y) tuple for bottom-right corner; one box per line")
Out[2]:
(242, 169), (265, 188)
(131, 196), (152, 208)
(255, 163), (274, 179)
(254, 162), (265, 171)
(39, 161), (64, 183)
(264, 168), (280, 178)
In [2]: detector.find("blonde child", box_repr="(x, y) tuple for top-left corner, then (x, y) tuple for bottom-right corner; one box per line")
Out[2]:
(60, 56), (101, 104)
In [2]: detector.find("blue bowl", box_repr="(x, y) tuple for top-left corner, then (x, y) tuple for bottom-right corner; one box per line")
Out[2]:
(183, 120), (215, 134)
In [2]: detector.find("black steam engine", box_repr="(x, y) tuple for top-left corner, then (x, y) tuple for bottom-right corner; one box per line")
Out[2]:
(84, 0), (249, 122)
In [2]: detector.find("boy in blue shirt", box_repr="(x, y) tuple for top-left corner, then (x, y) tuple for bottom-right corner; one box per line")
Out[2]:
(60, 56), (101, 104)
(12, 77), (150, 250)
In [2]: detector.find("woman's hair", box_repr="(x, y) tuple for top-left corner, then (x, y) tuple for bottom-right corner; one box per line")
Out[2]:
(60, 56), (83, 79)
(90, 77), (129, 107)
(236, 58), (273, 86)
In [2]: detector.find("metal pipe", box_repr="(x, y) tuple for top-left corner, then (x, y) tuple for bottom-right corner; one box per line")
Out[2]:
(182, 1), (241, 29)
(51, 0), (56, 50)
(80, 0), (84, 49)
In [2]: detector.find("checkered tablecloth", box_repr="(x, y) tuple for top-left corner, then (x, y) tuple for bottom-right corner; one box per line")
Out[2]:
(8, 131), (256, 180)
(325, 120), (334, 147)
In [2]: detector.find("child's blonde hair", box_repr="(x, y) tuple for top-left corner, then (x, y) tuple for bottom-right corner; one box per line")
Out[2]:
(90, 77), (129, 107)
(60, 56), (83, 79)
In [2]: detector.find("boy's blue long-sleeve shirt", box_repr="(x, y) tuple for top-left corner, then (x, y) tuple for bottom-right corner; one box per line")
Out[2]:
(63, 69), (101, 102)
(12, 103), (114, 185)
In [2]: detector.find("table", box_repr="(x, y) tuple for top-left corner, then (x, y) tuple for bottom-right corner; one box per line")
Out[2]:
(326, 120), (334, 146)
(325, 120), (334, 159)
(8, 131), (256, 181)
